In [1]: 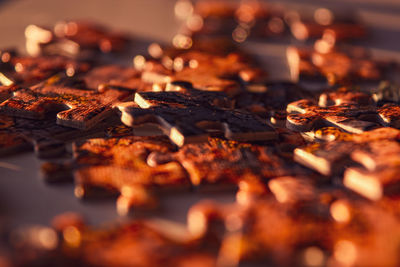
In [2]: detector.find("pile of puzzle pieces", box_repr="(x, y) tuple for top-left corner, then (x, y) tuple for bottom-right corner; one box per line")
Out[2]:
(1, 0), (400, 266)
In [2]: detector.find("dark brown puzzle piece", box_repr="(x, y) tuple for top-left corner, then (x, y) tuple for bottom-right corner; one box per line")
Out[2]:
(234, 81), (314, 126)
(117, 89), (277, 146)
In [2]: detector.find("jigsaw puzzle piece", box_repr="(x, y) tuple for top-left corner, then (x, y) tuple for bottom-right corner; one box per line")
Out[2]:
(118, 101), (276, 146)
(235, 81), (314, 126)
(294, 127), (400, 180)
(25, 21), (130, 59)
(73, 136), (189, 215)
(0, 50), (90, 87)
(286, 86), (400, 133)
(140, 48), (264, 94)
(82, 64), (153, 91)
(0, 74), (130, 130)
(148, 137), (308, 189)
(0, 115), (31, 156)
(287, 43), (384, 85)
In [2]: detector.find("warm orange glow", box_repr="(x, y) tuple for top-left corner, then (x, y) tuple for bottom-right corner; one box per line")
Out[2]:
(334, 240), (357, 266)
(314, 8), (334, 26)
(63, 226), (81, 248)
(187, 210), (207, 238)
(330, 200), (351, 223)
(303, 246), (325, 267)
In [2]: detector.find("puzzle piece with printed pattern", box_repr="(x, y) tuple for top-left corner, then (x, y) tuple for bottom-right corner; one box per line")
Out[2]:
(286, 89), (400, 133)
(0, 74), (130, 130)
(0, 115), (31, 156)
(140, 49), (264, 94)
(295, 127), (400, 199)
(25, 21), (130, 59)
(147, 137), (311, 189)
(235, 81), (314, 125)
(0, 49), (90, 87)
(73, 136), (189, 214)
(287, 45), (384, 85)
(83, 64), (153, 91)
(117, 89), (277, 146)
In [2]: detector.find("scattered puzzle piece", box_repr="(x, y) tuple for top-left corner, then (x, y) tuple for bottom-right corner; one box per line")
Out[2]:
(286, 87), (400, 133)
(140, 49), (264, 94)
(287, 44), (384, 84)
(0, 74), (130, 129)
(83, 64), (153, 91)
(0, 50), (90, 86)
(117, 90), (277, 146)
(294, 127), (400, 200)
(234, 81), (314, 126)
(25, 21), (130, 59)
(73, 136), (188, 214)
(148, 137), (310, 188)
(0, 115), (31, 156)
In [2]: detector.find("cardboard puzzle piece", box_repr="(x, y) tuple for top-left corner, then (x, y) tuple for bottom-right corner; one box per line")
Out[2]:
(287, 44), (384, 85)
(25, 21), (130, 58)
(294, 127), (400, 175)
(234, 81), (314, 126)
(0, 74), (130, 130)
(0, 49), (90, 87)
(148, 137), (311, 189)
(0, 115), (31, 156)
(73, 136), (189, 214)
(15, 116), (123, 158)
(344, 140), (400, 200)
(372, 81), (400, 105)
(140, 49), (264, 94)
(295, 127), (400, 199)
(134, 81), (232, 109)
(286, 89), (400, 133)
(42, 133), (310, 212)
(83, 64), (153, 91)
(117, 89), (277, 146)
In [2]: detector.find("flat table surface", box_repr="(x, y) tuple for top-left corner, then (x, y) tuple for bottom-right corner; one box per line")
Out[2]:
(0, 0), (399, 228)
